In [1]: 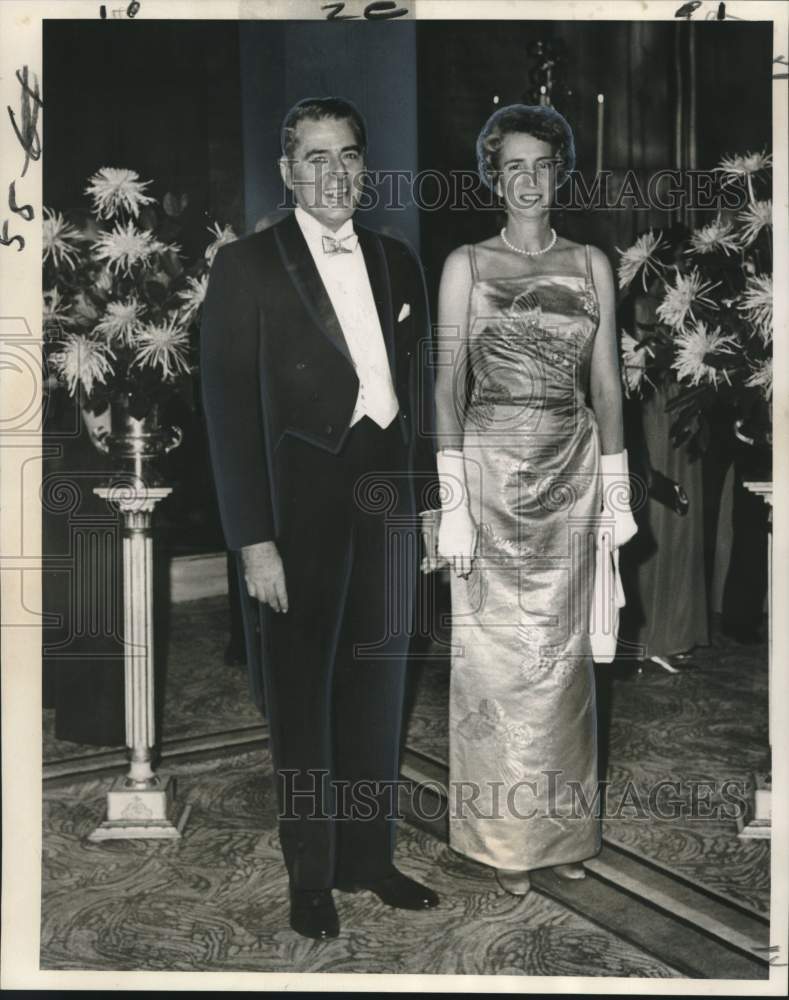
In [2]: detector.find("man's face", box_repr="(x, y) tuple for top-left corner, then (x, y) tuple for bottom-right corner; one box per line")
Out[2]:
(280, 116), (366, 232)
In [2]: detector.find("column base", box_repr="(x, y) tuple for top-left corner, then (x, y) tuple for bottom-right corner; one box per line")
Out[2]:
(736, 771), (771, 840)
(88, 775), (188, 841)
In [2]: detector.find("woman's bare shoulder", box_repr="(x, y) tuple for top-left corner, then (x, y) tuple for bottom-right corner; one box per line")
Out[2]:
(475, 232), (503, 250)
(555, 236), (612, 273)
(441, 244), (473, 277)
(556, 234), (584, 252)
(554, 235), (586, 264)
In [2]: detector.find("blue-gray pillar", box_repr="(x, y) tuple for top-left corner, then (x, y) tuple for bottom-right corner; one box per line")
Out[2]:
(239, 20), (419, 251)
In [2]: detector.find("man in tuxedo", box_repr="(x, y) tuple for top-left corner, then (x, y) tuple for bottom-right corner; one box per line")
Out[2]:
(201, 97), (439, 940)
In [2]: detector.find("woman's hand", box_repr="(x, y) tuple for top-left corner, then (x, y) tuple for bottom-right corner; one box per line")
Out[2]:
(600, 451), (639, 548)
(437, 505), (478, 578)
(435, 448), (477, 578)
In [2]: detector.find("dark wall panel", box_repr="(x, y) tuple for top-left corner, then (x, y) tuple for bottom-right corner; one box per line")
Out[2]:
(43, 20), (245, 253)
(239, 20), (419, 249)
(415, 19), (772, 306)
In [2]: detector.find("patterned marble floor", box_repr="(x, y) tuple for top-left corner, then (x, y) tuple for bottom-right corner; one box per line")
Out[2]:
(44, 595), (771, 917)
(41, 747), (683, 976)
(404, 633), (771, 917)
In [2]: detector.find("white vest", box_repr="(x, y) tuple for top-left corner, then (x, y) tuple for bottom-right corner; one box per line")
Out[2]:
(295, 207), (399, 429)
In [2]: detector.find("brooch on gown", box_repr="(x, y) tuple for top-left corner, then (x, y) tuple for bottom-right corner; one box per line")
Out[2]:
(580, 283), (600, 323)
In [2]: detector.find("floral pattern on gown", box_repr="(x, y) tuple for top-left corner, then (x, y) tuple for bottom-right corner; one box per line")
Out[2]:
(448, 243), (603, 871)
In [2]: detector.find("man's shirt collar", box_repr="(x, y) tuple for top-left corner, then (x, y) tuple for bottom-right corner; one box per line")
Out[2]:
(295, 206), (355, 246)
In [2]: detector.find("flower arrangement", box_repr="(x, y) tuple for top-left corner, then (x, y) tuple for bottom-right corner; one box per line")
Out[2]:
(616, 151), (772, 451)
(43, 167), (237, 420)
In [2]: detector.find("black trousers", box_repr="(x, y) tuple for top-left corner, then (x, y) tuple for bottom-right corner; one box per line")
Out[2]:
(260, 416), (416, 891)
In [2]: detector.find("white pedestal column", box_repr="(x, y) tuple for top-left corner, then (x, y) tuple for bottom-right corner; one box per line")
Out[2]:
(88, 484), (186, 841)
(737, 481), (772, 839)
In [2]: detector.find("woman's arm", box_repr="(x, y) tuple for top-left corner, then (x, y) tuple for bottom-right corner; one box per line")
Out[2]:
(435, 246), (474, 450)
(430, 246), (478, 577)
(588, 245), (639, 547)
(588, 246), (625, 454)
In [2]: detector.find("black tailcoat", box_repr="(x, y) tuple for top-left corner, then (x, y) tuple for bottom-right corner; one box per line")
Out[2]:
(200, 211), (436, 888)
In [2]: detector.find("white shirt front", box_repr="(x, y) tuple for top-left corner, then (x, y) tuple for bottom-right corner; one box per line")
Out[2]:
(295, 206), (399, 429)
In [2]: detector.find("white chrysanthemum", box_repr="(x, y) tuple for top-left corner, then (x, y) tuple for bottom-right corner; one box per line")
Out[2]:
(95, 266), (114, 292)
(686, 217), (739, 256)
(42, 207), (83, 269)
(620, 331), (650, 397)
(656, 267), (720, 330)
(93, 296), (146, 344)
(616, 230), (666, 291)
(716, 150), (772, 183)
(738, 273), (772, 338)
(49, 333), (115, 396)
(671, 321), (739, 387)
(745, 357), (773, 401)
(91, 220), (170, 275)
(204, 222), (237, 267)
(177, 273), (209, 322)
(737, 199), (772, 247)
(133, 316), (190, 379)
(85, 167), (155, 220)
(43, 287), (73, 329)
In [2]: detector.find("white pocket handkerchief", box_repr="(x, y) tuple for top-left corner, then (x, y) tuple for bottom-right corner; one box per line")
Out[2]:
(397, 302), (411, 322)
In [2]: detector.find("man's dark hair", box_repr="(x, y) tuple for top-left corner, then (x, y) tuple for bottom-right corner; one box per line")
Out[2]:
(280, 97), (368, 161)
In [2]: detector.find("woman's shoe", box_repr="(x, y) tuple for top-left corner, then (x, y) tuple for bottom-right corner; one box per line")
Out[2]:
(636, 655), (681, 675)
(495, 868), (531, 896)
(553, 863), (586, 880)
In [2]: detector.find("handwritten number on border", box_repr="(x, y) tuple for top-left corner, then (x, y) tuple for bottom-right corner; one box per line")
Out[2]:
(3, 66), (42, 253)
(7, 67), (42, 178)
(323, 2), (409, 20)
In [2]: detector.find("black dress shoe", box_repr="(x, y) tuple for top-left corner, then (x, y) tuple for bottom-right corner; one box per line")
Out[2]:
(289, 887), (340, 940)
(335, 868), (439, 910)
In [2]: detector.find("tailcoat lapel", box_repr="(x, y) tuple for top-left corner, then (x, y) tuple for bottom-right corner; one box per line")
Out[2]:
(274, 213), (398, 380)
(273, 212), (353, 366)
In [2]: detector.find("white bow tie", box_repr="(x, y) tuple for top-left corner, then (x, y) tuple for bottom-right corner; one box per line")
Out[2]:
(321, 233), (358, 255)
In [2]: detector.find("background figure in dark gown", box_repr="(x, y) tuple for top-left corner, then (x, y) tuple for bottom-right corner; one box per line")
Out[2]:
(622, 382), (709, 663)
(702, 399), (771, 643)
(619, 293), (709, 667)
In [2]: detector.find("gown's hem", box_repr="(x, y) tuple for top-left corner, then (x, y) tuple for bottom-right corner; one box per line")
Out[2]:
(448, 835), (602, 874)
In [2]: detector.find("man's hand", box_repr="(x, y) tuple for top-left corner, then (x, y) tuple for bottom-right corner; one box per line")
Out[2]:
(420, 509), (446, 574)
(241, 540), (289, 613)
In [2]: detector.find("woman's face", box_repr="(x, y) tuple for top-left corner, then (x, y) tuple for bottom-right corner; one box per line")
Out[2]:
(495, 132), (558, 216)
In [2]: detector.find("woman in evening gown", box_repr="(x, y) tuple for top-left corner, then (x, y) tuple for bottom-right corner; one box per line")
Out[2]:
(431, 105), (638, 895)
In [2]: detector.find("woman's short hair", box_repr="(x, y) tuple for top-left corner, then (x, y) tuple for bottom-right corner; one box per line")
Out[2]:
(476, 104), (576, 191)
(280, 97), (368, 161)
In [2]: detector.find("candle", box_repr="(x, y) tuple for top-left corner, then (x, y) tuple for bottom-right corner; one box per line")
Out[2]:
(596, 93), (605, 176)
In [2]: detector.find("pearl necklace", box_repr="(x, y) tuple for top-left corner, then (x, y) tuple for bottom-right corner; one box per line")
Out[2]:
(500, 226), (557, 256)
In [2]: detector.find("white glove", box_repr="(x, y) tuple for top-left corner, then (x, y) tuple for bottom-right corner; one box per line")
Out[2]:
(590, 525), (627, 663)
(436, 449), (477, 578)
(600, 450), (638, 549)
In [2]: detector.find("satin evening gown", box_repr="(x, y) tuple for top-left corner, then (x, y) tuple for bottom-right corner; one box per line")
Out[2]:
(448, 243), (603, 871)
